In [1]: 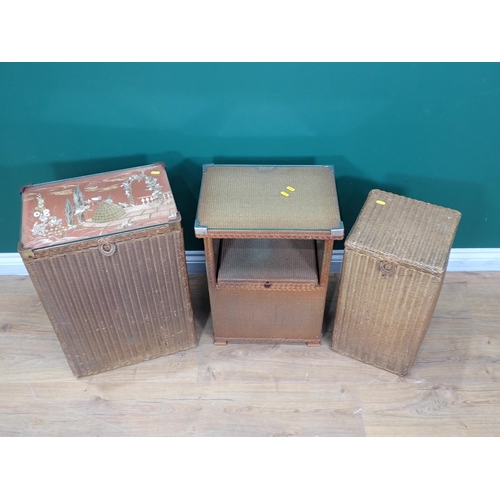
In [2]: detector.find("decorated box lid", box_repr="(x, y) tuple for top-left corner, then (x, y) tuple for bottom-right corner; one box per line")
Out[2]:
(346, 189), (461, 274)
(20, 163), (179, 250)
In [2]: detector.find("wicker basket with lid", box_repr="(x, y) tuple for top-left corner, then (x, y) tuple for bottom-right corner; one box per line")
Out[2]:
(331, 189), (461, 375)
(19, 162), (196, 377)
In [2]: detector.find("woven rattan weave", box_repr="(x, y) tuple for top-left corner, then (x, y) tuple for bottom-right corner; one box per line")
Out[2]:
(331, 189), (461, 375)
(196, 165), (341, 231)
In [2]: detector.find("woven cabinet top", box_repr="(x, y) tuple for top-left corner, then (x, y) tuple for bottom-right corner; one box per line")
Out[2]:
(195, 165), (342, 237)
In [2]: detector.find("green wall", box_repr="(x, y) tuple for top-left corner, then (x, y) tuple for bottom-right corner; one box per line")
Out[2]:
(1, 63), (499, 252)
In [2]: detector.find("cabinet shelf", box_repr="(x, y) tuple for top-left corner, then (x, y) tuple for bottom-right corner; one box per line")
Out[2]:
(217, 238), (319, 285)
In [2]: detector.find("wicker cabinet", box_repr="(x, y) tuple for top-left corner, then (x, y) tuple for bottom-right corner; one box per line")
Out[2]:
(19, 163), (197, 377)
(195, 164), (344, 346)
(331, 189), (461, 375)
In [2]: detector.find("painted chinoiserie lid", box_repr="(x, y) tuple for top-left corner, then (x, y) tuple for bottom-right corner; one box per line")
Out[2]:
(20, 163), (179, 250)
(195, 164), (343, 238)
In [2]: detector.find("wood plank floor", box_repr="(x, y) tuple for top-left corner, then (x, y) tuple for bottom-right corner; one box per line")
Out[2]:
(0, 272), (499, 436)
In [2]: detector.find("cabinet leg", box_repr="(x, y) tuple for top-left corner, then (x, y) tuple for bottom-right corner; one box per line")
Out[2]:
(307, 341), (321, 347)
(214, 339), (227, 346)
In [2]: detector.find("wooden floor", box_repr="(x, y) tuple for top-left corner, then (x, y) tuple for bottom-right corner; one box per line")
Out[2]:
(0, 272), (499, 436)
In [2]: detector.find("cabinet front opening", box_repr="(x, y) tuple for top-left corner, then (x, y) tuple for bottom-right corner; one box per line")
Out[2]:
(216, 238), (319, 285)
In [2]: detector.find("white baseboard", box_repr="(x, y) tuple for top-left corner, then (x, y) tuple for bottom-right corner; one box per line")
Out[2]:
(0, 254), (29, 276)
(1, 249), (499, 276)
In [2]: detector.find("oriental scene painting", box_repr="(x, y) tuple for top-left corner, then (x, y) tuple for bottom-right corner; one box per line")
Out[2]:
(21, 164), (178, 250)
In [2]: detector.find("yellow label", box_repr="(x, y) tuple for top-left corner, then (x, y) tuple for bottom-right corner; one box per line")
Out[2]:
(151, 170), (161, 175)
(286, 186), (295, 192)
(280, 191), (290, 197)
(376, 200), (386, 205)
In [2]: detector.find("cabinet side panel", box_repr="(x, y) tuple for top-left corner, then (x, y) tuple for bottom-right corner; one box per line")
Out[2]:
(24, 229), (196, 376)
(332, 250), (442, 375)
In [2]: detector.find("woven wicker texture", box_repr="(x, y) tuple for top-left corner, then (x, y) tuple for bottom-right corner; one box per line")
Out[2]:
(217, 239), (318, 284)
(347, 189), (462, 275)
(24, 229), (197, 377)
(332, 190), (461, 375)
(210, 289), (326, 342)
(196, 165), (341, 231)
(91, 201), (126, 223)
(332, 251), (443, 375)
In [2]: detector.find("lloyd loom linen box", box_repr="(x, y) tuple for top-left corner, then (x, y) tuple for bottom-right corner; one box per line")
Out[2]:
(331, 189), (461, 376)
(195, 164), (344, 346)
(19, 163), (197, 377)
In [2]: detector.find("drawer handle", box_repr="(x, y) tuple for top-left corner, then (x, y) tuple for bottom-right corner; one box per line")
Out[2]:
(264, 281), (271, 289)
(379, 260), (397, 276)
(99, 243), (116, 256)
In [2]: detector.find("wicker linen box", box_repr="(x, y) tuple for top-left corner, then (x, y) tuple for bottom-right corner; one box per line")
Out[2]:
(331, 189), (461, 376)
(18, 163), (197, 377)
(195, 164), (344, 346)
